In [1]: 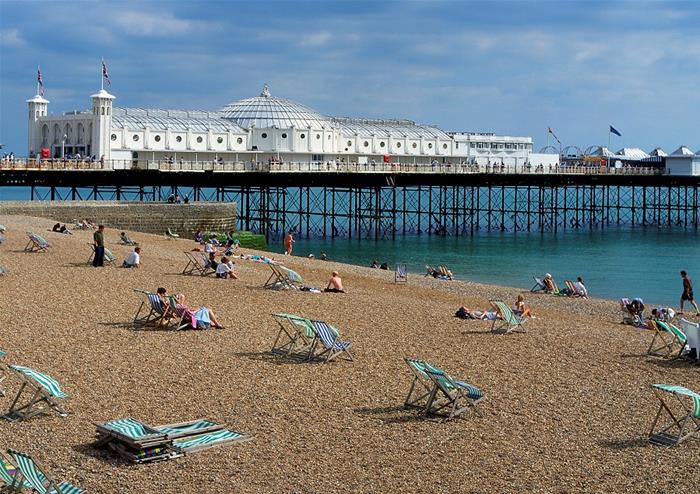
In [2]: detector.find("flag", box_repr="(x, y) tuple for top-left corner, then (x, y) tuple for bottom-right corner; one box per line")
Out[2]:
(547, 127), (561, 144)
(609, 125), (621, 137)
(102, 60), (111, 86)
(37, 68), (44, 96)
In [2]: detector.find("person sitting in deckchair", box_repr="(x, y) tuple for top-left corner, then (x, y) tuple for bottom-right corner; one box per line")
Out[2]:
(543, 273), (557, 293)
(324, 271), (345, 293)
(513, 294), (534, 318)
(120, 231), (135, 245)
(157, 288), (224, 329)
(208, 252), (219, 271)
(215, 256), (239, 279)
(123, 246), (141, 268)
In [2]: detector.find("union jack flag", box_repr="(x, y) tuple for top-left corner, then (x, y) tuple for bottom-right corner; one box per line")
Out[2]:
(37, 68), (44, 96)
(102, 60), (111, 86)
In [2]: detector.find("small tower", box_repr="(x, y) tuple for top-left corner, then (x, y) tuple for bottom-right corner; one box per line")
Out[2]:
(90, 89), (115, 165)
(27, 94), (49, 157)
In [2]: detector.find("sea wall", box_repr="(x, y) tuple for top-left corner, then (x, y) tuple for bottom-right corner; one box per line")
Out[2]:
(0, 201), (237, 235)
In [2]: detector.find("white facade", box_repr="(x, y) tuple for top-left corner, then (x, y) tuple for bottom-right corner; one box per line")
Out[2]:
(27, 84), (534, 166)
(666, 156), (700, 176)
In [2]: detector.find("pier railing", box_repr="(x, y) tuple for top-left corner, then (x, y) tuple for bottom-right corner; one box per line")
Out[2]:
(0, 158), (665, 176)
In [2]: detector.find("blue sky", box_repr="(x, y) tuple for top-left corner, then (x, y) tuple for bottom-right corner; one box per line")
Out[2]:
(1, 0), (699, 154)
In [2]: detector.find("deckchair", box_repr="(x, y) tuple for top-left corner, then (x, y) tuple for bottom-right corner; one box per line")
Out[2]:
(309, 320), (354, 363)
(171, 428), (252, 453)
(164, 295), (196, 331)
(0, 451), (32, 492)
(2, 365), (68, 421)
(564, 280), (579, 297)
(8, 449), (84, 494)
(404, 358), (439, 411)
(165, 228), (180, 240)
(423, 363), (485, 420)
(648, 384), (700, 446)
(181, 251), (214, 276)
(271, 313), (316, 359)
(0, 351), (6, 396)
(263, 264), (303, 290)
(647, 320), (687, 359)
(95, 417), (175, 463)
(395, 263), (407, 284)
(489, 299), (527, 334)
(86, 243), (117, 266)
(531, 276), (546, 292)
(0, 266), (9, 276)
(24, 233), (51, 253)
(0, 225), (6, 233)
(132, 290), (171, 328)
(679, 318), (700, 363)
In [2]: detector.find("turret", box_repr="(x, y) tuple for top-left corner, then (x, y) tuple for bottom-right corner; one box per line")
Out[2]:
(90, 89), (115, 165)
(27, 94), (49, 157)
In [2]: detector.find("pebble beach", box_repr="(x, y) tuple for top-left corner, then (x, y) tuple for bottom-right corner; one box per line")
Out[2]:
(0, 214), (698, 493)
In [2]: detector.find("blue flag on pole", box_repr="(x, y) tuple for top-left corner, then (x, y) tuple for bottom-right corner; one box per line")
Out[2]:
(609, 125), (621, 137)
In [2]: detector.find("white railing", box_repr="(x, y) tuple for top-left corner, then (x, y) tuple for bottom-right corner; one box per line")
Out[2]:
(0, 158), (665, 176)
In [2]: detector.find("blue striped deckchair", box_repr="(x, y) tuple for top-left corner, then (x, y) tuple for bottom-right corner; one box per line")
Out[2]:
(423, 363), (485, 420)
(531, 276), (545, 292)
(309, 320), (354, 363)
(404, 358), (439, 411)
(271, 313), (316, 358)
(489, 299), (527, 334)
(0, 452), (32, 492)
(171, 428), (252, 454)
(395, 263), (407, 284)
(86, 243), (117, 266)
(2, 365), (68, 422)
(182, 251), (214, 276)
(132, 290), (171, 328)
(8, 450), (83, 494)
(647, 320), (687, 358)
(649, 384), (700, 446)
(24, 233), (51, 253)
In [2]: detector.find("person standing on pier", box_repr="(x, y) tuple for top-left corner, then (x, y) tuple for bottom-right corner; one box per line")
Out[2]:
(284, 230), (295, 256)
(93, 225), (105, 267)
(679, 270), (700, 316)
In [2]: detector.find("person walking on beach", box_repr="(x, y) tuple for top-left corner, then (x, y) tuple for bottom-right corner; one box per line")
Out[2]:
(284, 230), (295, 256)
(93, 225), (105, 267)
(679, 270), (700, 316)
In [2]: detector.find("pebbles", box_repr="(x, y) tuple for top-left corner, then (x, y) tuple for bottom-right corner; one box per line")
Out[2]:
(0, 214), (698, 493)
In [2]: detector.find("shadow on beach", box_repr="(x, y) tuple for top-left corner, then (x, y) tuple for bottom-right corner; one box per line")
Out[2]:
(597, 437), (650, 450)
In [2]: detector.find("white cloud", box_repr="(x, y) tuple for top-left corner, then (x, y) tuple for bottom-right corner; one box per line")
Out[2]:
(110, 10), (202, 37)
(299, 31), (332, 47)
(0, 28), (25, 47)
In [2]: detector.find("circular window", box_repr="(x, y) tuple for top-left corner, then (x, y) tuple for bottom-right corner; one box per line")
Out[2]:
(347, 140), (352, 147)
(217, 136), (223, 144)
(110, 134), (117, 141)
(176, 136), (182, 142)
(261, 133), (267, 138)
(363, 141), (369, 147)
(428, 143), (433, 149)
(443, 143), (448, 149)
(132, 134), (139, 142)
(300, 133), (306, 139)
(154, 135), (161, 142)
(412, 143), (417, 149)
(282, 133), (287, 138)
(316, 134), (321, 140)
(236, 137), (243, 144)
(397, 142), (402, 148)
(380, 142), (385, 148)
(196, 136), (203, 143)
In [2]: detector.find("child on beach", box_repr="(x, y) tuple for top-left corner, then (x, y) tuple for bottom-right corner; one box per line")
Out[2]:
(215, 256), (238, 279)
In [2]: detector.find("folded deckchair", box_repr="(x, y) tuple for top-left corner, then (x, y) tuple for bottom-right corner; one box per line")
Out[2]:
(0, 351), (6, 397)
(0, 451), (32, 492)
(679, 318), (700, 363)
(423, 363), (485, 420)
(86, 243), (117, 266)
(531, 276), (546, 292)
(132, 290), (171, 328)
(309, 320), (354, 363)
(171, 428), (252, 453)
(165, 228), (180, 240)
(8, 449), (83, 494)
(181, 251), (214, 276)
(24, 233), (51, 253)
(395, 263), (407, 284)
(263, 264), (303, 290)
(271, 313), (316, 359)
(2, 365), (68, 422)
(647, 320), (687, 359)
(648, 384), (700, 446)
(489, 299), (527, 334)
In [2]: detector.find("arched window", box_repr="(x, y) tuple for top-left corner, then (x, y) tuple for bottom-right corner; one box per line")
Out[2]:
(101, 107), (105, 115)
(41, 124), (49, 147)
(77, 123), (84, 144)
(53, 124), (61, 144)
(64, 124), (73, 144)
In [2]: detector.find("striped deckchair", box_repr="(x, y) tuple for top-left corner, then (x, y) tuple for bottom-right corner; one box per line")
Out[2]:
(182, 251), (214, 276)
(489, 299), (527, 334)
(0, 451), (32, 492)
(679, 318), (700, 363)
(395, 263), (407, 284)
(648, 384), (700, 446)
(564, 280), (578, 297)
(155, 419), (223, 439)
(647, 320), (687, 358)
(423, 363), (485, 420)
(133, 290), (170, 328)
(263, 264), (304, 290)
(171, 428), (252, 453)
(531, 276), (546, 292)
(86, 243), (117, 266)
(0, 351), (6, 397)
(8, 449), (83, 494)
(404, 358), (438, 411)
(271, 313), (316, 359)
(309, 320), (354, 363)
(24, 233), (51, 253)
(95, 417), (174, 463)
(2, 365), (68, 422)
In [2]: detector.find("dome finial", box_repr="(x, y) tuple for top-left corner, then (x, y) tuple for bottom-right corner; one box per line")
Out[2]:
(260, 83), (270, 98)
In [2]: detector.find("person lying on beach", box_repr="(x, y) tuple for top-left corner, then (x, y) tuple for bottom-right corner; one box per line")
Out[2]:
(324, 271), (345, 293)
(513, 294), (533, 317)
(455, 306), (499, 320)
(543, 273), (557, 293)
(215, 256), (239, 279)
(120, 232), (136, 245)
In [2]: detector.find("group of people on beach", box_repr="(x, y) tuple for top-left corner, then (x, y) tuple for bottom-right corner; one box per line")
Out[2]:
(456, 294), (533, 321)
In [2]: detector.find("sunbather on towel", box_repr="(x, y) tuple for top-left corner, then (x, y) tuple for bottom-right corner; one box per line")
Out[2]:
(455, 306), (499, 320)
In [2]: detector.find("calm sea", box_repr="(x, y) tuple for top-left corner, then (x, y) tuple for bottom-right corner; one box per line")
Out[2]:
(2, 187), (697, 307)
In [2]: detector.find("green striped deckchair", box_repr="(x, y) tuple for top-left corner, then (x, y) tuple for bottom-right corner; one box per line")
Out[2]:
(649, 384), (700, 446)
(263, 264), (304, 290)
(0, 452), (32, 492)
(2, 365), (68, 422)
(95, 418), (174, 464)
(647, 320), (687, 359)
(271, 313), (316, 358)
(404, 358), (441, 411)
(489, 299), (527, 334)
(422, 363), (485, 420)
(8, 449), (83, 494)
(155, 419), (223, 439)
(86, 243), (117, 266)
(171, 429), (252, 454)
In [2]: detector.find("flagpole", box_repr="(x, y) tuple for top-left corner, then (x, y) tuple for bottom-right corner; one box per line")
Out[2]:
(608, 128), (611, 151)
(37, 66), (40, 96)
(101, 58), (104, 91)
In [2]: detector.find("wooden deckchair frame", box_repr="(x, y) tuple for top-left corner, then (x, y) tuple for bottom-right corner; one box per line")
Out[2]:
(86, 243), (117, 266)
(2, 367), (68, 422)
(647, 320), (686, 359)
(531, 276), (545, 292)
(489, 299), (527, 334)
(8, 449), (83, 494)
(308, 320), (354, 363)
(0, 450), (30, 492)
(649, 385), (700, 446)
(181, 251), (215, 276)
(23, 233), (50, 253)
(403, 358), (438, 411)
(132, 290), (174, 329)
(165, 228), (180, 240)
(424, 366), (485, 421)
(263, 264), (303, 290)
(271, 313), (316, 359)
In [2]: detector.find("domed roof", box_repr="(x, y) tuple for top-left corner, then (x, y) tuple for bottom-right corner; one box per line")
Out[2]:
(219, 84), (331, 130)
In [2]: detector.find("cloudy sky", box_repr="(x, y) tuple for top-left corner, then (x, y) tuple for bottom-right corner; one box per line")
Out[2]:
(1, 0), (699, 154)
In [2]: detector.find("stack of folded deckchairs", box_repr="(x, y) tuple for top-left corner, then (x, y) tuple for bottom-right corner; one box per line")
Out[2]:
(95, 417), (251, 463)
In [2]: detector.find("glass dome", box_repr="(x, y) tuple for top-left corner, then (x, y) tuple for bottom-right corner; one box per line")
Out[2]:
(219, 84), (332, 130)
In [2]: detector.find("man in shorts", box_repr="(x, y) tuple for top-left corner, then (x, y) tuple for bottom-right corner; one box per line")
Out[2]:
(679, 270), (700, 316)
